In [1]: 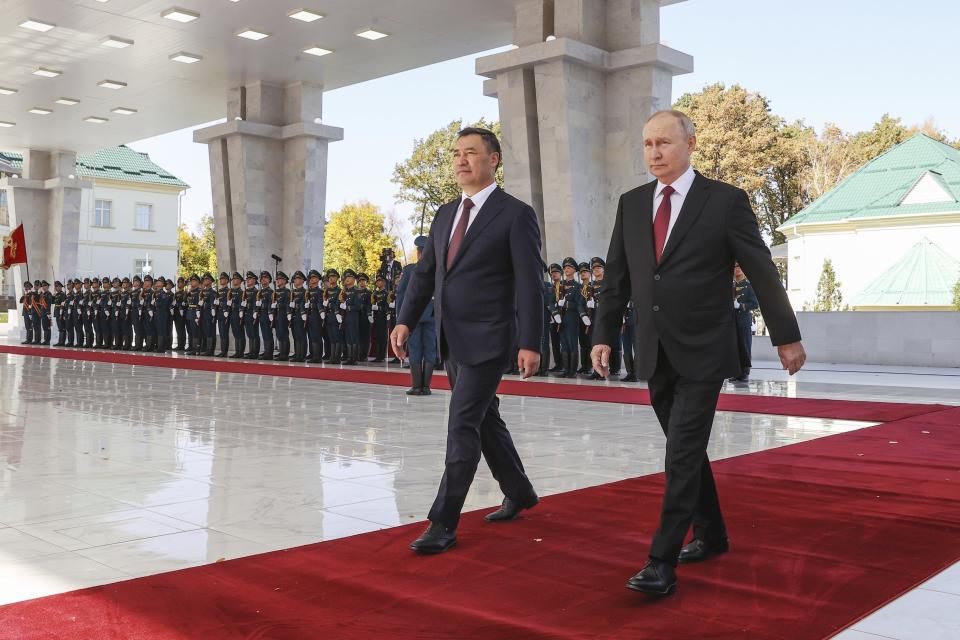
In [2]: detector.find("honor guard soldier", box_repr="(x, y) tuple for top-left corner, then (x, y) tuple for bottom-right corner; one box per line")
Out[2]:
(242, 271), (260, 359)
(732, 264), (759, 382)
(30, 280), (44, 344)
(172, 277), (187, 350)
(130, 276), (144, 350)
(306, 269), (324, 363)
(19, 280), (34, 344)
(323, 269), (343, 364)
(553, 257), (582, 378)
(152, 277), (170, 352)
(82, 278), (95, 348)
(396, 235), (437, 394)
(213, 272), (230, 357)
(164, 277), (176, 350)
(185, 274), (200, 354)
(199, 272), (217, 356)
(97, 277), (112, 349)
(36, 281), (52, 345)
(370, 275), (390, 363)
(108, 277), (121, 349)
(339, 269), (361, 365)
(257, 270), (275, 360)
(576, 262), (594, 374)
(118, 277), (133, 350)
(88, 277), (101, 347)
(387, 272), (402, 363)
(621, 300), (638, 382)
(289, 270), (308, 362)
(547, 263), (564, 372)
(538, 271), (553, 376)
(71, 279), (85, 347)
(583, 257), (613, 379)
(273, 271), (291, 361)
(356, 273), (373, 363)
(64, 280), (77, 347)
(227, 272), (245, 358)
(53, 281), (66, 346)
(140, 275), (156, 351)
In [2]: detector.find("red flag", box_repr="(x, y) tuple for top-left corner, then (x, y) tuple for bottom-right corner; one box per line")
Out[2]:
(1, 224), (27, 270)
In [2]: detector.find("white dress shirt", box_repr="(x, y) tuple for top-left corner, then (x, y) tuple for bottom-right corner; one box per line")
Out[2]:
(449, 181), (499, 242)
(652, 164), (696, 245)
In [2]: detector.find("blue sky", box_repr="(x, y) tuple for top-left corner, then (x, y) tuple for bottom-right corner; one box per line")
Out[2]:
(129, 0), (959, 240)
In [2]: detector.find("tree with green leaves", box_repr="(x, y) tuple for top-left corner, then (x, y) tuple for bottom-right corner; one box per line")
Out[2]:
(813, 258), (844, 311)
(392, 118), (504, 229)
(323, 201), (399, 275)
(953, 279), (960, 311)
(178, 214), (217, 278)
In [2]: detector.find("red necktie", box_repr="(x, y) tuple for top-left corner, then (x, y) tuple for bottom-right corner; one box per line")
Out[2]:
(653, 185), (675, 263)
(446, 198), (474, 269)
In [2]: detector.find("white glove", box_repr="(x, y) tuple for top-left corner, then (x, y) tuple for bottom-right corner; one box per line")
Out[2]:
(552, 313), (562, 324)
(305, 301), (310, 309)
(227, 300), (232, 307)
(241, 300), (247, 308)
(388, 302), (395, 309)
(367, 315), (374, 323)
(734, 300), (741, 309)
(211, 309), (215, 317)
(372, 304), (379, 311)
(269, 313), (274, 322)
(320, 312), (326, 320)
(148, 310), (154, 318)
(214, 298), (220, 306)
(223, 312), (228, 318)
(335, 313), (343, 323)
(558, 298), (566, 308)
(339, 302), (347, 310)
(582, 316), (591, 326)
(107, 300), (113, 307)
(301, 314), (308, 322)
(271, 302), (277, 309)
(587, 299), (595, 309)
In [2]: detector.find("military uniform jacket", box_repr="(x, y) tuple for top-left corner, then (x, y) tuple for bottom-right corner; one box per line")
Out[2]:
(257, 287), (274, 324)
(242, 286), (258, 323)
(370, 289), (389, 319)
(325, 285), (342, 323)
(187, 288), (200, 322)
(341, 286), (360, 319)
(53, 291), (66, 320)
(357, 288), (372, 321)
(215, 286), (229, 320)
(578, 280), (601, 322)
(734, 278), (759, 328)
(227, 287), (243, 320)
(274, 286), (291, 321)
(201, 287), (217, 322)
(306, 286), (323, 323)
(20, 291), (34, 318)
(37, 291), (53, 318)
(556, 279), (581, 323)
(291, 287), (307, 320)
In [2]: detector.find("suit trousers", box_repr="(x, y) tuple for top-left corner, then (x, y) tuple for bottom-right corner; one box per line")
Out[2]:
(647, 343), (727, 565)
(428, 354), (535, 529)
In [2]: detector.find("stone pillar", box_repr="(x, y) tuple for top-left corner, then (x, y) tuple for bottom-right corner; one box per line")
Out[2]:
(478, 0), (693, 262)
(1, 151), (89, 334)
(194, 81), (342, 274)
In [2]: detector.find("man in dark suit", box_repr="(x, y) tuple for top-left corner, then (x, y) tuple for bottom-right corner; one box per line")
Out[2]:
(591, 110), (806, 596)
(391, 127), (543, 554)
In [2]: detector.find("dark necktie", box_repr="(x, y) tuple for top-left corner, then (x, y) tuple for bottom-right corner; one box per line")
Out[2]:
(446, 198), (474, 270)
(652, 185), (675, 263)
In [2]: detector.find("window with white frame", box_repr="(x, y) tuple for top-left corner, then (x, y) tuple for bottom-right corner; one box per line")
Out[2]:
(134, 259), (153, 276)
(134, 203), (153, 231)
(0, 190), (8, 226)
(94, 199), (112, 227)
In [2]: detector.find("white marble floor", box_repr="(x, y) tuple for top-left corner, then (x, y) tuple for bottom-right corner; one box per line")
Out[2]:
(0, 344), (956, 639)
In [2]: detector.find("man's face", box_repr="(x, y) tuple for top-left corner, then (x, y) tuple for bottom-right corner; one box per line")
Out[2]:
(551, 271), (561, 283)
(246, 277), (256, 288)
(203, 279), (213, 288)
(219, 277), (228, 287)
(734, 266), (744, 281)
(453, 134), (498, 192)
(260, 276), (270, 287)
(579, 271), (590, 283)
(643, 113), (695, 184)
(293, 277), (304, 288)
(592, 266), (604, 280)
(154, 281), (162, 290)
(375, 279), (386, 290)
(344, 276), (355, 288)
(327, 276), (339, 288)
(563, 266), (575, 279)
(358, 280), (368, 290)
(309, 275), (320, 287)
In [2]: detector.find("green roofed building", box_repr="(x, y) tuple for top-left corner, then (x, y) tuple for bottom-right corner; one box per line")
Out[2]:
(0, 146), (187, 296)
(778, 133), (960, 311)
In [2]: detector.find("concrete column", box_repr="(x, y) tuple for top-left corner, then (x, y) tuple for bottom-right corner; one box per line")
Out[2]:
(478, 0), (693, 262)
(194, 81), (342, 274)
(1, 150), (90, 333)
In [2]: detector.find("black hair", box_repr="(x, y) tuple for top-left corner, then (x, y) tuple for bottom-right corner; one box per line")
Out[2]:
(457, 127), (502, 166)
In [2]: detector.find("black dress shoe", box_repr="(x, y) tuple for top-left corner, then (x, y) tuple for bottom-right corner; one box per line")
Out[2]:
(621, 373), (638, 382)
(626, 560), (677, 596)
(678, 538), (729, 564)
(484, 495), (539, 522)
(410, 522), (457, 554)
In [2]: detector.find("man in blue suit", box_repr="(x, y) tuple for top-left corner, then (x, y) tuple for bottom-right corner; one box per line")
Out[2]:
(392, 127), (543, 554)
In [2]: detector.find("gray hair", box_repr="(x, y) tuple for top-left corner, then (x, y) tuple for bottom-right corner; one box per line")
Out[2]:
(645, 110), (696, 138)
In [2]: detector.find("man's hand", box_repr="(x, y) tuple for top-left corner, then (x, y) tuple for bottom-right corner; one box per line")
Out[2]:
(591, 344), (612, 378)
(778, 341), (806, 375)
(390, 324), (410, 359)
(517, 349), (540, 379)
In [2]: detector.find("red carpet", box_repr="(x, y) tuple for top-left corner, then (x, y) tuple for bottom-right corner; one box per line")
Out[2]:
(2, 407), (958, 639)
(0, 344), (945, 422)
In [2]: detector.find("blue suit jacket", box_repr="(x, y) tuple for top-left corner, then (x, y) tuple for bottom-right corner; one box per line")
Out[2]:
(397, 187), (544, 366)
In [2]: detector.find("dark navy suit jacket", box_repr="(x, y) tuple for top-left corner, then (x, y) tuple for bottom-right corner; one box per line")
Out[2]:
(397, 187), (543, 367)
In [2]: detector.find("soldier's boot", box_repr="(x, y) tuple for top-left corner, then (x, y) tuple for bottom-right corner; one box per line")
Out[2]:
(276, 340), (289, 362)
(621, 351), (637, 382)
(566, 352), (579, 379)
(124, 335), (132, 351)
(298, 341), (308, 362)
(217, 336), (229, 358)
(259, 338), (274, 360)
(204, 336), (216, 356)
(309, 342), (322, 363)
(290, 341), (305, 363)
(577, 347), (589, 374)
(230, 336), (244, 359)
(553, 353), (569, 377)
(536, 351), (548, 376)
(360, 341), (370, 363)
(421, 363), (434, 395)
(55, 331), (65, 346)
(406, 364), (423, 396)
(330, 343), (341, 364)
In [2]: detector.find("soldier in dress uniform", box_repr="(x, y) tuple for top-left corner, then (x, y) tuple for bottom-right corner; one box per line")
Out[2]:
(339, 269), (361, 365)
(356, 273), (373, 363)
(583, 257), (615, 380)
(129, 276), (143, 351)
(621, 300), (638, 382)
(53, 280), (66, 346)
(547, 263), (564, 372)
(87, 277), (101, 347)
(139, 274), (154, 351)
(107, 277), (121, 349)
(289, 270), (308, 362)
(388, 272), (402, 364)
(214, 272), (230, 357)
(242, 271), (260, 359)
(227, 272), (245, 358)
(553, 257), (582, 378)
(396, 235), (438, 395)
(36, 280), (52, 345)
(199, 272), (217, 356)
(63, 280), (77, 347)
(99, 276), (113, 349)
(732, 264), (759, 382)
(306, 269), (324, 363)
(324, 269), (343, 364)
(184, 274), (200, 354)
(118, 277), (133, 350)
(19, 280), (34, 345)
(257, 270), (275, 360)
(163, 276), (176, 350)
(370, 275), (390, 363)
(537, 271), (553, 376)
(82, 278), (95, 348)
(273, 271), (291, 361)
(152, 277), (170, 352)
(173, 277), (187, 351)
(576, 262), (594, 374)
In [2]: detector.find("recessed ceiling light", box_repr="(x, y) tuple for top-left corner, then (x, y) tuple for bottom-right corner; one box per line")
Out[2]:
(289, 9), (323, 22)
(303, 46), (333, 57)
(33, 67), (63, 78)
(28, 107), (53, 115)
(98, 79), (127, 89)
(161, 7), (199, 23)
(169, 51), (202, 64)
(19, 19), (56, 32)
(101, 36), (134, 48)
(356, 28), (388, 40)
(236, 28), (270, 40)
(55, 97), (80, 105)
(111, 107), (137, 115)
(0, 121), (15, 128)
(84, 116), (109, 124)
(0, 87), (18, 96)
